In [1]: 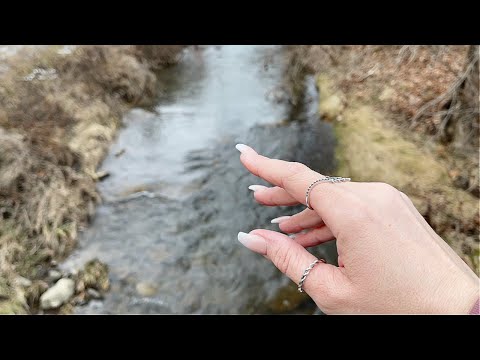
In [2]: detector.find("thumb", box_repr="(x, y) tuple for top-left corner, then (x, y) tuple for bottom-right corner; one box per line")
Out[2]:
(238, 229), (348, 307)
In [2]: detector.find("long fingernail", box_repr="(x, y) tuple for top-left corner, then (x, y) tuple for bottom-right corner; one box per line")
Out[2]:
(248, 185), (268, 192)
(237, 232), (267, 255)
(235, 143), (253, 154)
(271, 216), (291, 224)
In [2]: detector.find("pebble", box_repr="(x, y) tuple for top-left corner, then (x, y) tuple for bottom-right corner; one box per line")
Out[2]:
(40, 278), (75, 309)
(87, 288), (102, 299)
(136, 282), (158, 297)
(48, 269), (62, 282)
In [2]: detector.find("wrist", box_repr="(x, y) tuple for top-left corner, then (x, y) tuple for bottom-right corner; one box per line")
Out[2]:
(429, 274), (479, 314)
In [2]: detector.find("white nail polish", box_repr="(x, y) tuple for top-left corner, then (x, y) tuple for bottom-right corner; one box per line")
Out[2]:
(237, 232), (267, 255)
(248, 185), (268, 192)
(271, 216), (291, 224)
(235, 144), (251, 153)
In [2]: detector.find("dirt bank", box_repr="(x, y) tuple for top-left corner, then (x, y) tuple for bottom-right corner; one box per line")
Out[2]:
(286, 45), (479, 275)
(0, 45), (185, 313)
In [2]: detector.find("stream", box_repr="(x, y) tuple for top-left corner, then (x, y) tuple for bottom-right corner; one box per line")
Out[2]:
(62, 45), (337, 314)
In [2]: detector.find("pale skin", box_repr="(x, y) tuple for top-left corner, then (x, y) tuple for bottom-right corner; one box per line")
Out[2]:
(235, 144), (479, 314)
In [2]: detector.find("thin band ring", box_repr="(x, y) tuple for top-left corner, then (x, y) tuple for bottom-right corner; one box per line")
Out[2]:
(298, 258), (326, 293)
(305, 176), (351, 210)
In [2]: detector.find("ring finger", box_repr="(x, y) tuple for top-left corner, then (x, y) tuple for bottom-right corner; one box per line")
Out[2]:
(249, 185), (299, 206)
(273, 208), (325, 234)
(292, 226), (335, 248)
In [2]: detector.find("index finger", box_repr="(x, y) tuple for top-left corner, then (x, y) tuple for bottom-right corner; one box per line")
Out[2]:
(236, 144), (360, 230)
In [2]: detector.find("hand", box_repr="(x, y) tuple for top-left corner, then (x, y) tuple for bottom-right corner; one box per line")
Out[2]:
(235, 144), (479, 314)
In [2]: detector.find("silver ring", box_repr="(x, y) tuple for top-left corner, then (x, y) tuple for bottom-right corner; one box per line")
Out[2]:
(298, 258), (326, 293)
(305, 176), (351, 210)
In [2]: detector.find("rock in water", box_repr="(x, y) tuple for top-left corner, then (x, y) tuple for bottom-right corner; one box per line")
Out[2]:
(77, 259), (110, 292)
(136, 282), (158, 297)
(87, 288), (102, 300)
(40, 278), (75, 309)
(48, 270), (62, 283)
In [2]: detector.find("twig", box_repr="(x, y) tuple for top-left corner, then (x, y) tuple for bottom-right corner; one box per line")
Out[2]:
(409, 56), (478, 130)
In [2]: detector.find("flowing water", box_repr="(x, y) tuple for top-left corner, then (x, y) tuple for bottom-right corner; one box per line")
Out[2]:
(62, 45), (337, 314)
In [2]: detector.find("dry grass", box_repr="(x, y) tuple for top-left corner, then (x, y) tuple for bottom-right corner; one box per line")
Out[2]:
(0, 45), (185, 313)
(292, 45), (478, 149)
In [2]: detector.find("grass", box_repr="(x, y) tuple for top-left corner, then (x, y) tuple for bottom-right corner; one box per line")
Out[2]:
(0, 45), (185, 313)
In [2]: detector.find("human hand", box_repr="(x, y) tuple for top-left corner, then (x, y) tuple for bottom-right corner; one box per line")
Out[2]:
(236, 144), (479, 314)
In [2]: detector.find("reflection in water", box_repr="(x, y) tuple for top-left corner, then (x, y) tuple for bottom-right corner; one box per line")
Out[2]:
(62, 45), (337, 314)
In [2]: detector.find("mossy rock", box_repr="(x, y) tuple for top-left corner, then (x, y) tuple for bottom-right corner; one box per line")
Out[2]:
(76, 258), (110, 293)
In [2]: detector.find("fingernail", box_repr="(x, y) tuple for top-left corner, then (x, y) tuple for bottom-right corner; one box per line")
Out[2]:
(248, 185), (268, 192)
(288, 234), (296, 239)
(235, 143), (252, 154)
(237, 232), (267, 255)
(271, 216), (291, 224)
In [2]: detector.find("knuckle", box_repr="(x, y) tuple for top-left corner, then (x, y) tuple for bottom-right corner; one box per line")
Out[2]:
(282, 162), (310, 186)
(378, 182), (398, 195)
(287, 161), (309, 174)
(269, 243), (293, 275)
(311, 269), (350, 311)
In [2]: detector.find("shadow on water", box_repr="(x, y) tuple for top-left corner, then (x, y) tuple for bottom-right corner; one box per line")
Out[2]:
(62, 45), (337, 314)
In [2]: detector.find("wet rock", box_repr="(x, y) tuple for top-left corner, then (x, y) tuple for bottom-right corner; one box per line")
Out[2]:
(267, 283), (310, 313)
(40, 278), (75, 310)
(87, 288), (102, 300)
(136, 282), (158, 297)
(48, 269), (62, 283)
(76, 258), (110, 292)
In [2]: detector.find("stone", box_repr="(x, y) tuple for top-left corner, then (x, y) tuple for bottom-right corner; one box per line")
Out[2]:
(40, 278), (75, 310)
(77, 259), (110, 292)
(48, 269), (62, 282)
(87, 288), (102, 300)
(136, 282), (158, 297)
